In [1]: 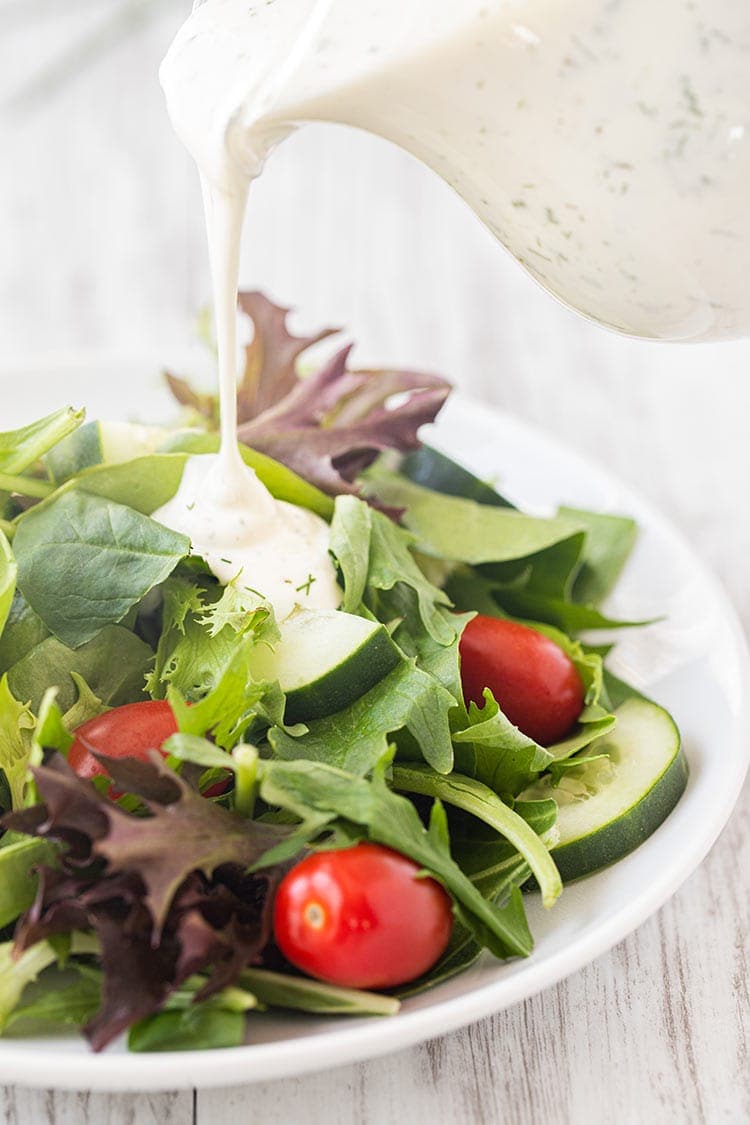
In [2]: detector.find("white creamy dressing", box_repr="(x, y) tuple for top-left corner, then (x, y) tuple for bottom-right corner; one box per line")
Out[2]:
(154, 4), (344, 620)
(162, 0), (750, 341)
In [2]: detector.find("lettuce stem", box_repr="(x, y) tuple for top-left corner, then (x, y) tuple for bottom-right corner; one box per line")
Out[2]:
(0, 473), (54, 499)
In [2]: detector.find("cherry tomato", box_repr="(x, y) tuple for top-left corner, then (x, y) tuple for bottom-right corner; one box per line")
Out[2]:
(273, 843), (453, 989)
(459, 615), (584, 745)
(68, 700), (228, 797)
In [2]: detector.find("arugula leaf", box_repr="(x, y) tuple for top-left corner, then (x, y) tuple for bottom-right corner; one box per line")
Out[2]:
(452, 689), (552, 798)
(268, 658), (455, 775)
(390, 763), (561, 908)
(0, 407), (84, 476)
(446, 565), (642, 635)
(362, 467), (582, 566)
(329, 494), (372, 613)
(237, 968), (400, 1017)
(260, 756), (533, 958)
(7, 625), (153, 713)
(330, 496), (454, 645)
(14, 490), (188, 647)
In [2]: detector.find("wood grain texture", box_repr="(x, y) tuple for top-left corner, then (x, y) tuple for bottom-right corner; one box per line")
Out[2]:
(0, 6), (748, 1123)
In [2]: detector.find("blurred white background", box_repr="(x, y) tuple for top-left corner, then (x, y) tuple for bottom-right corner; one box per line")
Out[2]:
(0, 0), (748, 604)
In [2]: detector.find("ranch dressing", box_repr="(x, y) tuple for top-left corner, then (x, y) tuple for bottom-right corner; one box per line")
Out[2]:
(153, 29), (341, 619)
(161, 0), (750, 341)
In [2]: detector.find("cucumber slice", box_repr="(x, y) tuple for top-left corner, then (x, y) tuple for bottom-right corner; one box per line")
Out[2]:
(251, 608), (401, 723)
(46, 421), (169, 483)
(519, 698), (687, 882)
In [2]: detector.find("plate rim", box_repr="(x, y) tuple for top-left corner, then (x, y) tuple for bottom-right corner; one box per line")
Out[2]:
(0, 374), (747, 1091)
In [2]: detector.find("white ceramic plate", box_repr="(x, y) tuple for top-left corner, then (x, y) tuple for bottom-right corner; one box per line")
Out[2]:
(0, 355), (748, 1092)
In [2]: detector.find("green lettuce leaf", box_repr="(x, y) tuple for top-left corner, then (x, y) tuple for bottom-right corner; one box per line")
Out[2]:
(452, 689), (552, 798)
(0, 592), (49, 675)
(14, 490), (188, 647)
(0, 407), (84, 476)
(0, 675), (35, 809)
(148, 574), (275, 703)
(7, 625), (153, 713)
(330, 495), (454, 645)
(268, 657), (456, 775)
(361, 467), (581, 565)
(2, 967), (101, 1035)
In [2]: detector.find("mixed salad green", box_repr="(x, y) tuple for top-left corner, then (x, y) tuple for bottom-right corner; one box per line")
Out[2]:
(0, 296), (687, 1052)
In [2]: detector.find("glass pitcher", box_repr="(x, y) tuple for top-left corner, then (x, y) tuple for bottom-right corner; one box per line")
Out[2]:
(165, 0), (750, 341)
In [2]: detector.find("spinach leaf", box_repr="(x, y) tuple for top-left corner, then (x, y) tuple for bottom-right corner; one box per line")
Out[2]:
(127, 1000), (246, 1052)
(0, 593), (48, 674)
(268, 657), (456, 775)
(362, 467), (581, 565)
(14, 490), (188, 647)
(398, 445), (514, 508)
(560, 506), (638, 606)
(7, 625), (153, 713)
(70, 454), (188, 515)
(161, 433), (335, 519)
(260, 757), (533, 958)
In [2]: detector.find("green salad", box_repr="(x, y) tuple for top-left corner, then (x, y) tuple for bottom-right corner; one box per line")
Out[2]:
(0, 296), (687, 1052)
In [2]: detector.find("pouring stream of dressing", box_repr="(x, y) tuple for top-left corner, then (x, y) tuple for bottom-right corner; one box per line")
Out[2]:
(151, 121), (341, 621)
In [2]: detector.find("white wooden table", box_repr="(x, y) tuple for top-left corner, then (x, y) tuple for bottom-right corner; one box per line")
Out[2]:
(0, 5), (748, 1121)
